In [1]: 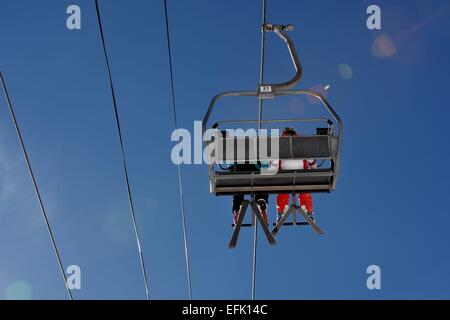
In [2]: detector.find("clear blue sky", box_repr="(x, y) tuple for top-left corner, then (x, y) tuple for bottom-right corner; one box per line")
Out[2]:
(1, 0), (450, 300)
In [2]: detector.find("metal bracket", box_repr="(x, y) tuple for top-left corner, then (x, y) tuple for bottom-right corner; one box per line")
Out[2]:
(228, 200), (277, 249)
(263, 24), (294, 32)
(258, 84), (275, 99)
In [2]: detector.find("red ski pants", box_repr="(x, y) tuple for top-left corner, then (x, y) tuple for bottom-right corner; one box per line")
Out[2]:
(276, 193), (313, 213)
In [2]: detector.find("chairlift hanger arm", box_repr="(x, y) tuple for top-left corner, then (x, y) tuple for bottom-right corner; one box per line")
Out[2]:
(259, 24), (303, 92)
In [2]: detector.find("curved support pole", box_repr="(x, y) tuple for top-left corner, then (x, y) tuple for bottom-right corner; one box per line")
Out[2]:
(265, 29), (303, 91)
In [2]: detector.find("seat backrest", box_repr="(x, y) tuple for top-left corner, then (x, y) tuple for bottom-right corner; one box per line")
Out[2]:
(212, 135), (336, 163)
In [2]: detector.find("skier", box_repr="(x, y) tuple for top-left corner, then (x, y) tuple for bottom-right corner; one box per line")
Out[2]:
(272, 127), (317, 223)
(228, 163), (269, 226)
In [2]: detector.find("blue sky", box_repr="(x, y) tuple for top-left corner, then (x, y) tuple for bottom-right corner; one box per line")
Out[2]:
(1, 0), (450, 300)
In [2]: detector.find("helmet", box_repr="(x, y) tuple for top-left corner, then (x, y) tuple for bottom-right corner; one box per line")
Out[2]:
(282, 127), (297, 136)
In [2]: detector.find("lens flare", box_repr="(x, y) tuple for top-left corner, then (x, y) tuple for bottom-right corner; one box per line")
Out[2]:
(307, 84), (328, 105)
(288, 97), (306, 115)
(104, 208), (134, 243)
(5, 281), (32, 300)
(338, 64), (353, 80)
(372, 34), (397, 59)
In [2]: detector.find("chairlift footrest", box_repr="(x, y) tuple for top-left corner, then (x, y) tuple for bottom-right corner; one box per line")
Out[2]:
(272, 222), (309, 226)
(232, 223), (254, 228)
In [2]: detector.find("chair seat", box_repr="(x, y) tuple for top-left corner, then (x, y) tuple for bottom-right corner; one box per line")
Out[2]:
(214, 169), (334, 195)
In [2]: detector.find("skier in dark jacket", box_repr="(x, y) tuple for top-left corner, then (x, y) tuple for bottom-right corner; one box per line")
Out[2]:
(228, 163), (269, 226)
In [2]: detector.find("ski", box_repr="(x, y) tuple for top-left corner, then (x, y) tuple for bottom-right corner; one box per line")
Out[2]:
(228, 200), (249, 249)
(297, 205), (324, 235)
(249, 201), (277, 246)
(271, 205), (296, 237)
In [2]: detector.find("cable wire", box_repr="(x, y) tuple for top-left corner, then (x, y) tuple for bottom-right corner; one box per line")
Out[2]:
(94, 0), (150, 300)
(163, 0), (193, 300)
(0, 71), (73, 300)
(252, 0), (267, 301)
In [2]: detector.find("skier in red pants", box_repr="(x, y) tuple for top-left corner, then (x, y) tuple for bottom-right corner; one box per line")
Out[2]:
(274, 128), (317, 222)
(276, 183), (314, 221)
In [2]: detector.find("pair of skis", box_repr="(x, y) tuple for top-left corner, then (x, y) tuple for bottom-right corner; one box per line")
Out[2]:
(229, 201), (324, 249)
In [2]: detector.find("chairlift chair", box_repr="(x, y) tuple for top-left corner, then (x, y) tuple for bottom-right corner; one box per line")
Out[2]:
(202, 24), (343, 247)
